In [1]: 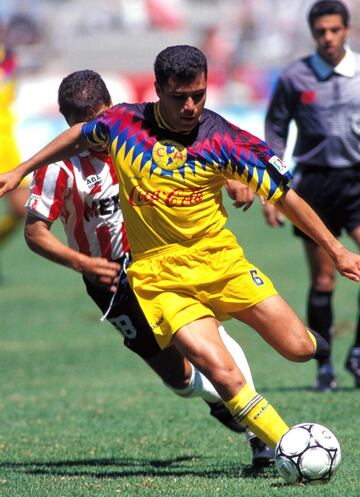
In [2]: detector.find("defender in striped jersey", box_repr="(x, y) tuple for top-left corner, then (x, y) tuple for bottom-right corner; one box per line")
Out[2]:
(27, 151), (127, 263)
(24, 70), (274, 465)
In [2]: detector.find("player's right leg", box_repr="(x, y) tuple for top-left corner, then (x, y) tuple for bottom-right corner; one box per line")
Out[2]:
(159, 326), (275, 465)
(218, 325), (275, 465)
(303, 239), (337, 391)
(171, 316), (289, 449)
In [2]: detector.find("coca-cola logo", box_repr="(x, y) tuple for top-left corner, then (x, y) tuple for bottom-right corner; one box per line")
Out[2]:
(128, 184), (203, 207)
(165, 187), (203, 207)
(129, 185), (162, 206)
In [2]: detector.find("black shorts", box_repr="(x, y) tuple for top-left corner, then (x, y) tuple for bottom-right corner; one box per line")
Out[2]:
(83, 257), (161, 360)
(292, 165), (360, 239)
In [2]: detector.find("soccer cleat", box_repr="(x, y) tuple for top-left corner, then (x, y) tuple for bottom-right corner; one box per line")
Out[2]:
(345, 347), (360, 388)
(205, 400), (245, 433)
(250, 437), (275, 466)
(313, 364), (337, 392)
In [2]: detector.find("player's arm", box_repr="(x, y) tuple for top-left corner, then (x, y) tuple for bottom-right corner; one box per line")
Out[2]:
(0, 123), (87, 197)
(265, 76), (294, 157)
(275, 188), (360, 282)
(263, 77), (294, 227)
(24, 214), (120, 292)
(225, 173), (284, 224)
(224, 180), (256, 211)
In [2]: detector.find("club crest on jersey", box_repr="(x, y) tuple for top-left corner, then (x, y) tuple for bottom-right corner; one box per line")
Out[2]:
(269, 155), (289, 174)
(152, 140), (187, 172)
(86, 174), (101, 187)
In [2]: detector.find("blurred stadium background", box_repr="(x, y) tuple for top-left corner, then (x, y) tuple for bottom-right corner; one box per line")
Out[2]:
(2, 0), (360, 160)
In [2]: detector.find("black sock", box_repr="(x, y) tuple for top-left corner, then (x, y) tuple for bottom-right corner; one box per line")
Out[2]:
(308, 329), (331, 361)
(307, 287), (333, 366)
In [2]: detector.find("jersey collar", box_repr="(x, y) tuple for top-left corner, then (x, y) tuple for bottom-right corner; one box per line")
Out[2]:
(154, 102), (179, 132)
(154, 101), (199, 135)
(310, 47), (356, 80)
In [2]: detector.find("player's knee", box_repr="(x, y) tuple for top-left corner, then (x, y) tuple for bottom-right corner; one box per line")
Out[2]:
(161, 372), (189, 390)
(207, 364), (245, 394)
(313, 274), (335, 293)
(285, 337), (315, 363)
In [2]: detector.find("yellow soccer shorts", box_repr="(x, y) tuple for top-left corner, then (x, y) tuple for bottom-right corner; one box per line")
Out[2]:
(127, 229), (278, 349)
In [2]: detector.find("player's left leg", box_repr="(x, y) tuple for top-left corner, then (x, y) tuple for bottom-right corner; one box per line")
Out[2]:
(345, 225), (360, 388)
(231, 294), (320, 363)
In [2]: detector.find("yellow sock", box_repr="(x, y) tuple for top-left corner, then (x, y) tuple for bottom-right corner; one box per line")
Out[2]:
(0, 213), (19, 244)
(224, 384), (288, 448)
(307, 329), (317, 350)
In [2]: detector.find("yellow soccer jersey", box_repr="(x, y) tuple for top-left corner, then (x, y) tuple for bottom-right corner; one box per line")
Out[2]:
(82, 103), (292, 256)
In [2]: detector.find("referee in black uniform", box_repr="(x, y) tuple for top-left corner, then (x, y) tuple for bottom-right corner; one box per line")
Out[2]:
(264, 0), (360, 391)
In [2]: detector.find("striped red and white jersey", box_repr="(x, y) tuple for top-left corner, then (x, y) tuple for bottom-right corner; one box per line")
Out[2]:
(26, 150), (129, 260)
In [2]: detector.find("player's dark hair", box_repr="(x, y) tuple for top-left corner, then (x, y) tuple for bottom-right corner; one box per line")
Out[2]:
(58, 69), (112, 123)
(308, 0), (350, 28)
(154, 45), (207, 88)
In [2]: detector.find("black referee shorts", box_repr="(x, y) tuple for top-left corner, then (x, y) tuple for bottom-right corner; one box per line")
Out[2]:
(292, 165), (360, 239)
(83, 261), (161, 360)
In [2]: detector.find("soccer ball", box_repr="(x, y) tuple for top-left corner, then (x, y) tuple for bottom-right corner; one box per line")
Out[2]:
(275, 423), (341, 484)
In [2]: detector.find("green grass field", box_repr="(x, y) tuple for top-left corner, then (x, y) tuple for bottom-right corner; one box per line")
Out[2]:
(0, 196), (359, 497)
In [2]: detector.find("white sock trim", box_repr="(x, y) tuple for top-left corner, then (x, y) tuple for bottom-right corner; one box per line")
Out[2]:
(164, 364), (221, 402)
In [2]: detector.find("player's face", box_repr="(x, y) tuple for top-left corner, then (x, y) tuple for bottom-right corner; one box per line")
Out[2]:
(311, 14), (348, 66)
(155, 72), (207, 133)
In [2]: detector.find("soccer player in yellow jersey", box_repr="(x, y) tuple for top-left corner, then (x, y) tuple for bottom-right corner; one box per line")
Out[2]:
(1, 45), (360, 452)
(25, 69), (274, 465)
(0, 34), (28, 248)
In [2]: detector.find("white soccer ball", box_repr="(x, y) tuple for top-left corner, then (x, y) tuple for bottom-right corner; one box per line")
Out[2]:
(275, 423), (341, 484)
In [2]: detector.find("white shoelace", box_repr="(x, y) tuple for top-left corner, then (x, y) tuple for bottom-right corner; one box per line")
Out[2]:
(100, 252), (130, 322)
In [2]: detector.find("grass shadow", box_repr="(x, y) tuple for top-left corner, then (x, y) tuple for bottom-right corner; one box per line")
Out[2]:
(0, 455), (277, 480)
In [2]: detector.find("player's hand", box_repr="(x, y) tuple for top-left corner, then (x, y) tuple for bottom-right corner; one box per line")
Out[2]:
(224, 180), (255, 211)
(0, 169), (23, 197)
(333, 247), (360, 282)
(263, 200), (285, 227)
(81, 257), (121, 292)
